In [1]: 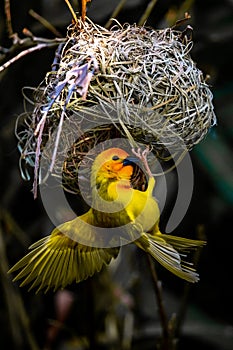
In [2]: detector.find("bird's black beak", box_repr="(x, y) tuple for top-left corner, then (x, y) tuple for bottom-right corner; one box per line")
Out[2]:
(123, 156), (138, 167)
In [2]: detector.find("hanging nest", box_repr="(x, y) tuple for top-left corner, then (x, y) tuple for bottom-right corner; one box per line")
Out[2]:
(16, 17), (216, 196)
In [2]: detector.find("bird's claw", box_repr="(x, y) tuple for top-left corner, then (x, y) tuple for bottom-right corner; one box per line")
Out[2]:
(142, 147), (151, 159)
(132, 146), (153, 178)
(132, 146), (150, 159)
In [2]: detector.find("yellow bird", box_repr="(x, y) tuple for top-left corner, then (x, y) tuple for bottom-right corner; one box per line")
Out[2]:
(9, 147), (205, 293)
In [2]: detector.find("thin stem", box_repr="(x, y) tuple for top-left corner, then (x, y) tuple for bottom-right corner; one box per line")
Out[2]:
(29, 9), (63, 37)
(174, 224), (206, 338)
(64, 0), (78, 23)
(0, 41), (63, 73)
(138, 0), (158, 26)
(0, 217), (39, 350)
(105, 0), (127, 29)
(81, 0), (87, 21)
(147, 254), (170, 341)
(4, 0), (14, 37)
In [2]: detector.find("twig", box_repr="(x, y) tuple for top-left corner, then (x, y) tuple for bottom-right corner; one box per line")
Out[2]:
(4, 0), (14, 37)
(64, 0), (78, 23)
(166, 0), (194, 27)
(0, 209), (30, 247)
(0, 39), (65, 73)
(81, 0), (92, 21)
(0, 218), (39, 350)
(86, 278), (97, 348)
(174, 224), (206, 338)
(29, 9), (63, 37)
(138, 0), (158, 26)
(105, 0), (127, 29)
(147, 254), (174, 349)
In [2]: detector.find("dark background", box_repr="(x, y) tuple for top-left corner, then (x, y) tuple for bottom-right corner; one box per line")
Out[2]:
(0, 1), (233, 349)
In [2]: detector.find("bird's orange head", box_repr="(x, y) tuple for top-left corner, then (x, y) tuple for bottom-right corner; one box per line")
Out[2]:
(91, 148), (137, 186)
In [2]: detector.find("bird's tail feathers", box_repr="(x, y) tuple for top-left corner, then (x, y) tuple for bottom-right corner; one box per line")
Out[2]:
(160, 233), (206, 251)
(136, 233), (205, 283)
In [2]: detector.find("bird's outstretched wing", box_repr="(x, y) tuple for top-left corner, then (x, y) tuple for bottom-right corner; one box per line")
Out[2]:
(135, 232), (205, 283)
(8, 229), (119, 293)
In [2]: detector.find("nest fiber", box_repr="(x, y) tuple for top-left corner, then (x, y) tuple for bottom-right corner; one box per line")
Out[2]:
(17, 17), (216, 195)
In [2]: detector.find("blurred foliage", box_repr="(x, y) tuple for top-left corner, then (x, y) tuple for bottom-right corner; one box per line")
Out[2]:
(0, 0), (233, 349)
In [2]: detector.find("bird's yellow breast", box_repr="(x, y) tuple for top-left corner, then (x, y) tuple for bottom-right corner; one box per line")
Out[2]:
(92, 178), (159, 233)
(124, 187), (160, 232)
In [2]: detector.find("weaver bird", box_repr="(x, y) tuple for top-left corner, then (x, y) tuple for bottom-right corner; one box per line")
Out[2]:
(9, 147), (205, 293)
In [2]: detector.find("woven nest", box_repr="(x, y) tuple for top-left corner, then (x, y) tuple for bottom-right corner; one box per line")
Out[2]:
(17, 17), (216, 196)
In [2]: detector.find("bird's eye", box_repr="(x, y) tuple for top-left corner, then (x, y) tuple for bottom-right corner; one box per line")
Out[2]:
(112, 155), (119, 161)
